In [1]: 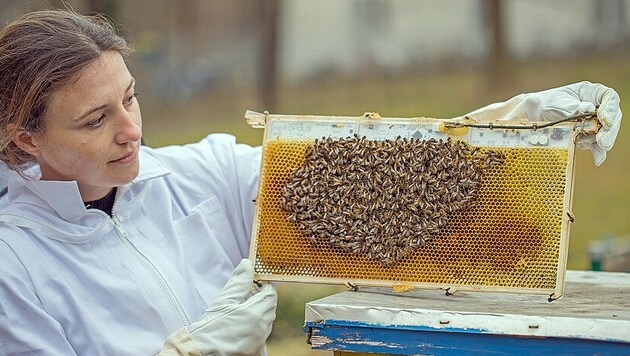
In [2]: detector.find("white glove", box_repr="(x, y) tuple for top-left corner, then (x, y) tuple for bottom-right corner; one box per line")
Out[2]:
(159, 259), (277, 356)
(456, 81), (622, 166)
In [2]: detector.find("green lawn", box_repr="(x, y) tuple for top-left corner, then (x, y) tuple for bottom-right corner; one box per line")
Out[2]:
(139, 51), (630, 355)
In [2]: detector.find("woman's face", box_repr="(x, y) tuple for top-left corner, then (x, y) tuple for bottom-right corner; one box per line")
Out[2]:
(26, 51), (142, 201)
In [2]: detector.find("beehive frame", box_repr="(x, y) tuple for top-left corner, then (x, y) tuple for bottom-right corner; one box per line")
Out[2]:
(246, 110), (598, 299)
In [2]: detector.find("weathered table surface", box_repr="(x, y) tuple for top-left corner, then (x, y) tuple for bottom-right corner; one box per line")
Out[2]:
(304, 270), (630, 355)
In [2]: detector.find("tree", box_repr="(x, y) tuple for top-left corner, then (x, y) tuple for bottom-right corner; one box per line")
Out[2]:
(258, 0), (279, 111)
(483, 0), (512, 88)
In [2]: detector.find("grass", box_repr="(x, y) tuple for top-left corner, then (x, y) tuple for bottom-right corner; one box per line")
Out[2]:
(138, 51), (630, 355)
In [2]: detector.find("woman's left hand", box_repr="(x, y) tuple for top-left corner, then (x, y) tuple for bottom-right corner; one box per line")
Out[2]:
(456, 81), (622, 166)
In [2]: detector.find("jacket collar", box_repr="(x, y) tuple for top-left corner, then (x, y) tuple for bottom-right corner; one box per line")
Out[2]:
(6, 150), (170, 220)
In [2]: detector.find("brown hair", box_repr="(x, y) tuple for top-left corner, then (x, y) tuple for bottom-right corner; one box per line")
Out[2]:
(0, 9), (132, 168)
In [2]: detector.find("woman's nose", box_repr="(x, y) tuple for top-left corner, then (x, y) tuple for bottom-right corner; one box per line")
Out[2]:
(115, 111), (142, 144)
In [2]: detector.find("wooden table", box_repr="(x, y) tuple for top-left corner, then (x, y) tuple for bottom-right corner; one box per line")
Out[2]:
(304, 270), (630, 355)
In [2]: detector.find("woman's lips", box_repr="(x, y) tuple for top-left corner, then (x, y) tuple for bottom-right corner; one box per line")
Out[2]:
(111, 148), (137, 163)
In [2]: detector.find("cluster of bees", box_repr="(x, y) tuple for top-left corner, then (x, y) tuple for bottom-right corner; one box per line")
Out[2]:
(280, 134), (506, 266)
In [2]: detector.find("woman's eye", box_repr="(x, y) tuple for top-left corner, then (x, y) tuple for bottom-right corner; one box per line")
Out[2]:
(87, 115), (105, 128)
(124, 93), (138, 107)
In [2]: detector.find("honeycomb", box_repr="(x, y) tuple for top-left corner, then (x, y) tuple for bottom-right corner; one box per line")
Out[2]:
(253, 136), (571, 293)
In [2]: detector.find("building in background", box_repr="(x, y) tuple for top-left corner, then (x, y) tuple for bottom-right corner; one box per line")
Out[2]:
(279, 0), (629, 82)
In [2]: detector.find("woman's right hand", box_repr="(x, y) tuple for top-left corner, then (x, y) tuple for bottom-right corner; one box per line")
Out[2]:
(159, 259), (277, 356)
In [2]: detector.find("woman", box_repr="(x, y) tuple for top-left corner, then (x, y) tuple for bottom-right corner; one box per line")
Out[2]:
(0, 10), (275, 356)
(0, 8), (623, 356)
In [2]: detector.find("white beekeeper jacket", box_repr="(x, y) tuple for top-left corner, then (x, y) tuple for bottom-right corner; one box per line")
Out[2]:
(0, 134), (261, 355)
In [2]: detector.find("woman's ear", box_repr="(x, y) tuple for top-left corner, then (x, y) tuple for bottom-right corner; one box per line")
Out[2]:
(12, 129), (41, 157)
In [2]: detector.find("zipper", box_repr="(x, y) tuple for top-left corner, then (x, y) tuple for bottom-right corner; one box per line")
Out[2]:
(111, 215), (191, 326)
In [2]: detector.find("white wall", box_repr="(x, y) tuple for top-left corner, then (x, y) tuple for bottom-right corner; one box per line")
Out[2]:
(279, 0), (630, 82)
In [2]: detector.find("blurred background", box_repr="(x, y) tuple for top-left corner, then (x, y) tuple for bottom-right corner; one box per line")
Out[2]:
(2, 0), (629, 354)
